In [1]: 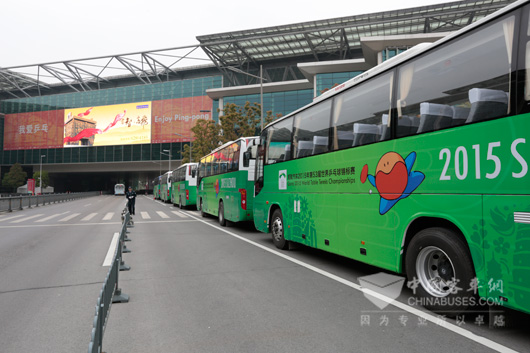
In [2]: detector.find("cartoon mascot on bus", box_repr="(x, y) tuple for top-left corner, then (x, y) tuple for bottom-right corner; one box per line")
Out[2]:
(361, 151), (425, 215)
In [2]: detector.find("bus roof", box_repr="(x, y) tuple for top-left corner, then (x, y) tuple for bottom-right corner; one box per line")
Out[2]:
(172, 162), (198, 172)
(203, 136), (258, 157)
(263, 0), (527, 129)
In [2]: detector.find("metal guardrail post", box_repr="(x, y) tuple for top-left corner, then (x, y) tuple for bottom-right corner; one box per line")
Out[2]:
(122, 209), (132, 253)
(88, 207), (130, 353)
(8, 198), (12, 212)
(119, 217), (131, 272)
(18, 197), (22, 211)
(115, 212), (130, 297)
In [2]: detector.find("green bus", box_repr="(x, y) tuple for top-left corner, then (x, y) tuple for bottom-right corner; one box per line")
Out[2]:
(152, 176), (161, 200)
(171, 163), (198, 208)
(159, 171), (172, 203)
(198, 137), (258, 226)
(253, 0), (530, 316)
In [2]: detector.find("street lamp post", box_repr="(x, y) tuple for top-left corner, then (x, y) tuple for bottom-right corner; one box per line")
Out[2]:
(39, 155), (46, 195)
(174, 132), (193, 162)
(260, 65), (264, 132)
(161, 149), (172, 172)
(224, 66), (267, 131)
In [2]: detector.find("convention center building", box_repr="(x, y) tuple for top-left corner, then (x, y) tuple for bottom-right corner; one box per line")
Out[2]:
(0, 0), (513, 192)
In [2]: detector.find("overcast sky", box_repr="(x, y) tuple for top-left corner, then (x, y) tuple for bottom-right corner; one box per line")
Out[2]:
(0, 0), (458, 68)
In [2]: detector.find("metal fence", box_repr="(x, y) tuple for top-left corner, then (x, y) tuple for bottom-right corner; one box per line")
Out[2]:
(88, 209), (133, 353)
(0, 192), (101, 212)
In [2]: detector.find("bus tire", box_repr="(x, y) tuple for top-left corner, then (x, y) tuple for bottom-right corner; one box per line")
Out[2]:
(200, 199), (206, 217)
(271, 209), (289, 250)
(218, 200), (226, 227)
(405, 227), (476, 316)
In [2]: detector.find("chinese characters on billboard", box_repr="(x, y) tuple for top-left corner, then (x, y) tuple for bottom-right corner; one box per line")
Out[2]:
(3, 95), (213, 150)
(4, 110), (64, 150)
(64, 102), (152, 147)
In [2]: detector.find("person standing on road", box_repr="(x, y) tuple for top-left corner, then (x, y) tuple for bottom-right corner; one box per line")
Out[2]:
(125, 186), (137, 215)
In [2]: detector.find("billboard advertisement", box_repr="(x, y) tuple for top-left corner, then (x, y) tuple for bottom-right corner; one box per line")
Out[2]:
(151, 96), (213, 144)
(64, 102), (152, 147)
(3, 96), (214, 151)
(3, 110), (64, 150)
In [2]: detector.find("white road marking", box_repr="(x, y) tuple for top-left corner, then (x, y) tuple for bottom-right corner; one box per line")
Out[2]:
(59, 213), (81, 222)
(156, 211), (170, 219)
(10, 214), (45, 223)
(141, 212), (151, 219)
(81, 213), (97, 221)
(35, 212), (69, 223)
(102, 212), (114, 221)
(0, 219), (195, 229)
(102, 232), (120, 267)
(186, 213), (518, 353)
(84, 203), (92, 207)
(171, 211), (188, 218)
(0, 214), (26, 222)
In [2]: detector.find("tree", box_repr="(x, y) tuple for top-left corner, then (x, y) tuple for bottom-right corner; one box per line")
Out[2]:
(181, 119), (221, 164)
(2, 163), (27, 192)
(32, 170), (50, 188)
(218, 102), (280, 144)
(181, 102), (282, 163)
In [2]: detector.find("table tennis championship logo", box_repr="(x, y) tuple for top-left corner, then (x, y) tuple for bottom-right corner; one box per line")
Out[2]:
(279, 170), (287, 190)
(359, 272), (406, 309)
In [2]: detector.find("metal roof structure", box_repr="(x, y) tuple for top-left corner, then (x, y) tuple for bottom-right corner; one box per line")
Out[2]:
(0, 46), (213, 99)
(0, 0), (517, 99)
(198, 0), (515, 85)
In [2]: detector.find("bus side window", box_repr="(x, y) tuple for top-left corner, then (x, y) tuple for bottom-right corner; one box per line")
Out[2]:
(266, 116), (293, 163)
(233, 143), (240, 170)
(396, 14), (514, 137)
(292, 100), (331, 158)
(331, 72), (393, 149)
(416, 102), (453, 134)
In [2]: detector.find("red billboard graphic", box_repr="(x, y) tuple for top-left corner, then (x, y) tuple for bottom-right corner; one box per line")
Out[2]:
(151, 96), (213, 143)
(27, 179), (35, 195)
(4, 110), (64, 150)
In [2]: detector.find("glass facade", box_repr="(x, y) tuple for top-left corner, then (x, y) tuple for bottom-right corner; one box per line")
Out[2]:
(223, 90), (313, 120)
(316, 71), (363, 96)
(382, 47), (410, 62)
(0, 77), (222, 165)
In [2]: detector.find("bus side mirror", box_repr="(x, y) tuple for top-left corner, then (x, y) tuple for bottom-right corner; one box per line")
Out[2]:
(192, 170), (196, 178)
(243, 151), (251, 167)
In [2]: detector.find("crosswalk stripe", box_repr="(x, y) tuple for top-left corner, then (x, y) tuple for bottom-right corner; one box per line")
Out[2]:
(102, 212), (114, 221)
(171, 211), (188, 218)
(35, 212), (69, 223)
(156, 211), (170, 219)
(11, 214), (45, 223)
(0, 214), (26, 222)
(59, 213), (81, 222)
(81, 213), (97, 221)
(141, 212), (151, 219)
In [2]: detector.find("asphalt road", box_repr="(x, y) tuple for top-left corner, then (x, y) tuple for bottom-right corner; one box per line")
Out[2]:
(0, 195), (528, 352)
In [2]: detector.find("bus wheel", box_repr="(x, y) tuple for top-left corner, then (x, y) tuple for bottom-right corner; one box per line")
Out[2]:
(179, 196), (183, 209)
(200, 199), (206, 217)
(405, 227), (476, 316)
(271, 209), (288, 250)
(218, 201), (226, 226)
